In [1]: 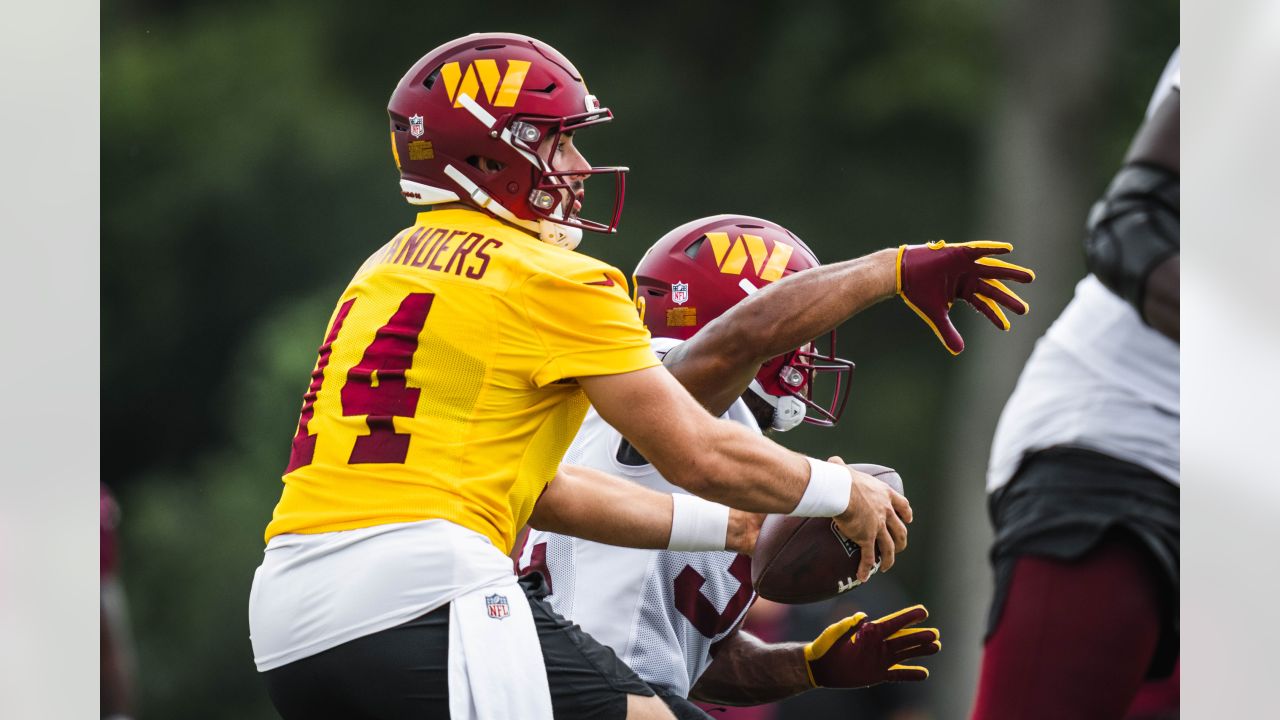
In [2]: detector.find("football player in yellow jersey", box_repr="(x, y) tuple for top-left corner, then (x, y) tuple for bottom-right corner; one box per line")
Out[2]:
(250, 33), (922, 720)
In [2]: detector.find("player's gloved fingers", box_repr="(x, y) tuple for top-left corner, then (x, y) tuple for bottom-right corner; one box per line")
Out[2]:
(976, 278), (1030, 314)
(805, 612), (866, 667)
(875, 524), (895, 573)
(806, 626), (862, 686)
(892, 640), (942, 665)
(871, 605), (929, 636)
(899, 281), (964, 355)
(890, 490), (913, 524)
(975, 256), (1036, 283)
(888, 508), (908, 553)
(920, 306), (964, 355)
(966, 293), (1010, 330)
(884, 664), (930, 682)
(886, 626), (937, 644)
(955, 240), (1013, 257)
(885, 627), (940, 655)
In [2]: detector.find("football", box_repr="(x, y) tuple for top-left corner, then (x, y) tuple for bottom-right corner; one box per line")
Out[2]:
(750, 463), (905, 604)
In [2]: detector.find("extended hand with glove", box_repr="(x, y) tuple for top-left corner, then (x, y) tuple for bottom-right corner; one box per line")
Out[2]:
(804, 604), (940, 688)
(896, 241), (1036, 354)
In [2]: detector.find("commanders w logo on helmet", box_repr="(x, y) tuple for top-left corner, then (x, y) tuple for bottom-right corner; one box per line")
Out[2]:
(440, 59), (530, 108)
(704, 232), (795, 281)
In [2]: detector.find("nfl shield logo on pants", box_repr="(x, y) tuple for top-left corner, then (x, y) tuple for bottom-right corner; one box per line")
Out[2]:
(671, 282), (689, 305)
(409, 114), (425, 139)
(485, 594), (510, 620)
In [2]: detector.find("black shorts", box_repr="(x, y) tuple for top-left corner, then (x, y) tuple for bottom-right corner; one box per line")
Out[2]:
(986, 446), (1179, 678)
(263, 573), (653, 719)
(652, 686), (715, 720)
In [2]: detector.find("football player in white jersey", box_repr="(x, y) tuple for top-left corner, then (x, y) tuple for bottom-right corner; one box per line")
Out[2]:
(972, 48), (1180, 720)
(519, 215), (1036, 716)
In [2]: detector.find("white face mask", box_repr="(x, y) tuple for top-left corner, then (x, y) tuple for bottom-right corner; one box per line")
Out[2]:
(747, 379), (806, 432)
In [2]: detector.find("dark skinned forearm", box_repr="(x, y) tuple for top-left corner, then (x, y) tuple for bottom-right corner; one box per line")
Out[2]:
(662, 248), (898, 417)
(689, 630), (813, 706)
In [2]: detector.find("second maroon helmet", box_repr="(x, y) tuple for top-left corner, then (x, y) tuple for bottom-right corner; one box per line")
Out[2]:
(388, 33), (626, 250)
(632, 215), (854, 430)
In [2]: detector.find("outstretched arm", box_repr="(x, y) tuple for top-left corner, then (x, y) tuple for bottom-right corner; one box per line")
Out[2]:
(662, 248), (898, 417)
(665, 239), (1035, 411)
(691, 605), (940, 706)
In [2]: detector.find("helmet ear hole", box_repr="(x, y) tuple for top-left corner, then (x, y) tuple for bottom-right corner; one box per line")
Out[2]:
(466, 156), (506, 173)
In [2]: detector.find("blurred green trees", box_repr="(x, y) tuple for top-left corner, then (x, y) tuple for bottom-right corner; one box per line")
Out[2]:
(103, 1), (1175, 716)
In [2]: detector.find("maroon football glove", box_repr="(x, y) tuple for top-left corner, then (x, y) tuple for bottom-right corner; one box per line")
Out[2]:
(803, 604), (940, 688)
(897, 240), (1036, 355)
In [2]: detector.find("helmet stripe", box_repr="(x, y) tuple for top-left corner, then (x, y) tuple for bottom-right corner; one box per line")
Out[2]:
(760, 243), (794, 281)
(706, 232), (732, 269)
(440, 61), (463, 103)
(472, 59), (501, 103)
(494, 61), (530, 107)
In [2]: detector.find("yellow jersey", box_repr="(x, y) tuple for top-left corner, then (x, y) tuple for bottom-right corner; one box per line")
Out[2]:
(265, 208), (659, 552)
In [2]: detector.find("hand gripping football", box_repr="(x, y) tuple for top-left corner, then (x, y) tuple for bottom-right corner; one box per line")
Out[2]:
(750, 464), (904, 604)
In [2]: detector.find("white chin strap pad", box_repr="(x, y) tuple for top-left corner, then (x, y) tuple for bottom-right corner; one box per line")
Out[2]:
(540, 220), (582, 250)
(748, 380), (806, 432)
(772, 396), (806, 432)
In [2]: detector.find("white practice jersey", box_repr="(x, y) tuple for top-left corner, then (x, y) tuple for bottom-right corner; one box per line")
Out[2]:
(519, 337), (759, 697)
(988, 49), (1180, 492)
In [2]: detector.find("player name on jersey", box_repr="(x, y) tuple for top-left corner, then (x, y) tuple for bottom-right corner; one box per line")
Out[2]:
(374, 224), (504, 280)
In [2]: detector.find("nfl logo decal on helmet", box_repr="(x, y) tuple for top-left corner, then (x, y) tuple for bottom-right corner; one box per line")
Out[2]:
(671, 282), (689, 305)
(485, 594), (510, 620)
(409, 114), (424, 138)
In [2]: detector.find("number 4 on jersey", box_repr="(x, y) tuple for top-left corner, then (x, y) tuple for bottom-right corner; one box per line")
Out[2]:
(285, 293), (435, 472)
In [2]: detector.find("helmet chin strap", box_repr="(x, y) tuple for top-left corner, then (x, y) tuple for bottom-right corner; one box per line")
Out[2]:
(748, 379), (806, 432)
(438, 164), (582, 250)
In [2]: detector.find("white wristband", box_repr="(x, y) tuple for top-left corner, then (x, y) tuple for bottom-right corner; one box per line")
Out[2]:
(790, 458), (854, 517)
(668, 493), (731, 551)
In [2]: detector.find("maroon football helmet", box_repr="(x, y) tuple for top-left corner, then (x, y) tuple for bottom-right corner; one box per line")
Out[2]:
(632, 215), (854, 431)
(388, 33), (627, 250)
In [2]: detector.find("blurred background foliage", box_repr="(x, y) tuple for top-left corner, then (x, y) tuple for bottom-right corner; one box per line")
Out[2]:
(102, 1), (1175, 716)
